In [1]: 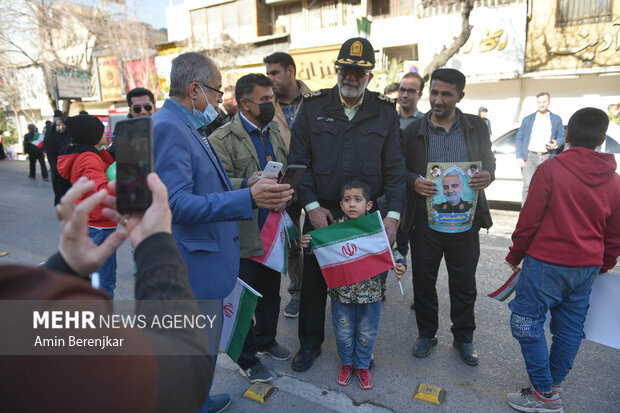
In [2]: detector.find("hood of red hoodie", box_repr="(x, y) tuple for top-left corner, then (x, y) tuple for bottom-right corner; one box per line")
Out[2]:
(555, 147), (618, 187)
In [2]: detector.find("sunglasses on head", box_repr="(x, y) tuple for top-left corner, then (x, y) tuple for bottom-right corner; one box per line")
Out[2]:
(131, 104), (153, 114)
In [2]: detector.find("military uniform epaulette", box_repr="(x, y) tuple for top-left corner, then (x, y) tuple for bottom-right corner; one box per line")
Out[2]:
(376, 93), (396, 106)
(302, 89), (328, 101)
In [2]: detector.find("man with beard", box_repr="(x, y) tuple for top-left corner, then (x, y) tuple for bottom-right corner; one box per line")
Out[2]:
(264, 51), (312, 318)
(288, 37), (407, 372)
(44, 110), (71, 204)
(401, 68), (495, 366)
(433, 172), (473, 213)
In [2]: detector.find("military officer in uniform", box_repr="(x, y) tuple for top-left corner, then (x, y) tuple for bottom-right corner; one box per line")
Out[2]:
(288, 37), (407, 372)
(433, 172), (473, 213)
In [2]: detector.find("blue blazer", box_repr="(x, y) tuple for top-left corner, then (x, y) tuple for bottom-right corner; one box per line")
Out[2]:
(515, 111), (565, 160)
(153, 99), (254, 300)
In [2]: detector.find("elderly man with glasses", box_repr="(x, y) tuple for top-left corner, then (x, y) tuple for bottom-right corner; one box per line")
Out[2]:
(288, 37), (407, 373)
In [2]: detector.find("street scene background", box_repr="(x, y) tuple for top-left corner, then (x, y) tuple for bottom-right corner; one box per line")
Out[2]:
(1, 159), (618, 412)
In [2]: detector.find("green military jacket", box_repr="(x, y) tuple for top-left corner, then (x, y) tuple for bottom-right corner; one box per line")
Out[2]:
(209, 114), (288, 258)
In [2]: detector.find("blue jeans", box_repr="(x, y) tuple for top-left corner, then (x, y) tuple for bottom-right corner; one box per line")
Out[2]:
(508, 255), (599, 393)
(87, 227), (117, 298)
(330, 298), (381, 369)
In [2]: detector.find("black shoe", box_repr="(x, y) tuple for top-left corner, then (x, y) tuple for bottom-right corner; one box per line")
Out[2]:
(412, 336), (438, 358)
(291, 347), (321, 372)
(28, 176), (35, 180)
(238, 361), (273, 383)
(410, 301), (415, 310)
(43, 177), (49, 181)
(453, 341), (478, 366)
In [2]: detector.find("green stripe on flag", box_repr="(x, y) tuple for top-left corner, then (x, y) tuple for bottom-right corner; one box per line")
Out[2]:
(226, 288), (258, 362)
(310, 211), (383, 249)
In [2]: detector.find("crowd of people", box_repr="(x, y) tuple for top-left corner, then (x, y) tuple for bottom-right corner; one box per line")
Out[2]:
(4, 36), (619, 413)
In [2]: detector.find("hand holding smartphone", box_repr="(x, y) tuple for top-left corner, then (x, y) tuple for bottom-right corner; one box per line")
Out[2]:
(280, 165), (307, 190)
(262, 161), (283, 178)
(114, 117), (153, 214)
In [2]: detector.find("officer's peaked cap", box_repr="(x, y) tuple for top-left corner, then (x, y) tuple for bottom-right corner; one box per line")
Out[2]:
(335, 37), (375, 70)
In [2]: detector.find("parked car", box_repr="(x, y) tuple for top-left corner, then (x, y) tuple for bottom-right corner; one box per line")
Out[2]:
(484, 123), (620, 204)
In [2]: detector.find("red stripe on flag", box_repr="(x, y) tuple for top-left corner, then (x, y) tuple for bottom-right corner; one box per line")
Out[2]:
(319, 249), (393, 289)
(250, 212), (281, 264)
(488, 268), (520, 299)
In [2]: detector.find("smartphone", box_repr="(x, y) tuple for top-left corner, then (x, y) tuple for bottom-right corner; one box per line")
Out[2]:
(262, 161), (283, 176)
(280, 165), (307, 190)
(114, 117), (153, 214)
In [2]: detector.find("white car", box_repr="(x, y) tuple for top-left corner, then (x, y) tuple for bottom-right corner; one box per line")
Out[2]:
(484, 123), (620, 205)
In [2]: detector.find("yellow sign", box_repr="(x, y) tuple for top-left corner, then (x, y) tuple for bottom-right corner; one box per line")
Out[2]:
(290, 45), (340, 90)
(97, 56), (122, 102)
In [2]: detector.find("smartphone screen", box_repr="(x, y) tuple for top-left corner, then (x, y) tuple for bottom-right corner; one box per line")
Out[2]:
(280, 165), (307, 190)
(114, 117), (153, 214)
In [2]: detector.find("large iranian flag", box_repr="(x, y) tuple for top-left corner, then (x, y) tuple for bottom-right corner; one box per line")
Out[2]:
(219, 278), (262, 362)
(250, 211), (298, 274)
(310, 211), (395, 289)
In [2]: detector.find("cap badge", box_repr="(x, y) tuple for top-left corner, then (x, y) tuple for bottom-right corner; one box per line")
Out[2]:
(350, 41), (363, 57)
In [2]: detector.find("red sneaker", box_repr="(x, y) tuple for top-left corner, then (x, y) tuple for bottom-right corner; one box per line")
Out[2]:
(337, 365), (354, 386)
(355, 368), (373, 389)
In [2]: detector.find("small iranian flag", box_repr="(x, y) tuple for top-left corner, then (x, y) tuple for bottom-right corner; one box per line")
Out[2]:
(250, 211), (298, 274)
(220, 278), (262, 362)
(310, 211), (394, 289)
(488, 268), (520, 302)
(29, 132), (44, 149)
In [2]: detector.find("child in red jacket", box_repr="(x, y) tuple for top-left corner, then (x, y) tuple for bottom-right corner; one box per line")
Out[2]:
(505, 108), (620, 413)
(58, 115), (117, 297)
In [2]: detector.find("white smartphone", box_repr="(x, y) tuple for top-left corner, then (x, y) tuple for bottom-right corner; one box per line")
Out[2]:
(262, 161), (283, 176)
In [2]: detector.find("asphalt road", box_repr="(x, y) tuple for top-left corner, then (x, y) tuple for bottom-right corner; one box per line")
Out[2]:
(1, 159), (618, 412)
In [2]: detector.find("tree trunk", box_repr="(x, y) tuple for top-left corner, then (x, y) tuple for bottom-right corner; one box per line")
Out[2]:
(423, 0), (475, 82)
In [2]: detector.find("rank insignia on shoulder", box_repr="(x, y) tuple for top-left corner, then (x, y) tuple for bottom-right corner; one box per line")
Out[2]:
(377, 93), (396, 105)
(303, 90), (326, 100)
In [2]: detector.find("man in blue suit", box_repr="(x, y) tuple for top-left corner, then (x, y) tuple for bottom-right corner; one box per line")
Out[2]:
(515, 92), (565, 204)
(153, 52), (293, 413)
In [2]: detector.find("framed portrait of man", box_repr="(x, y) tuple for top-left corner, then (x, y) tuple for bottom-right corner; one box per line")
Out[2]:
(426, 162), (481, 233)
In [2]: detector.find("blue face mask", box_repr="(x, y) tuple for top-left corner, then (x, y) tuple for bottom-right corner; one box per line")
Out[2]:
(192, 85), (219, 127)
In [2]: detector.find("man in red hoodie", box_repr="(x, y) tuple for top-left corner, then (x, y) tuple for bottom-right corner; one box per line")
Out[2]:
(58, 115), (117, 297)
(505, 107), (620, 413)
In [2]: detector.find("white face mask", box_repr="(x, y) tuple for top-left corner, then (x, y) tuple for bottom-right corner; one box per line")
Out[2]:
(192, 85), (219, 127)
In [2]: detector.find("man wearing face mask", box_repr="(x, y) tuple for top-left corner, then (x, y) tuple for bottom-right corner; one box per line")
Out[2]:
(43, 109), (72, 205)
(153, 53), (293, 413)
(288, 37), (407, 372)
(210, 74), (290, 383)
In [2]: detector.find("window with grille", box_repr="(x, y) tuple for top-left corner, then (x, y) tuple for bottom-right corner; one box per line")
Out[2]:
(556, 0), (613, 26)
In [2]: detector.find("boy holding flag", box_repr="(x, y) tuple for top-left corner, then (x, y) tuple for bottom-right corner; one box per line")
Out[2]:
(301, 178), (406, 389)
(505, 108), (620, 413)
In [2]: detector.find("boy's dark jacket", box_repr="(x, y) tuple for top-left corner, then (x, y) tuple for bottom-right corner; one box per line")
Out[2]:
(507, 147), (620, 272)
(57, 144), (116, 228)
(400, 109), (496, 233)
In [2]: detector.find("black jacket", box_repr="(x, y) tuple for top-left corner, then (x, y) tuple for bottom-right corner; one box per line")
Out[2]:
(43, 124), (71, 169)
(400, 109), (496, 232)
(289, 86), (406, 212)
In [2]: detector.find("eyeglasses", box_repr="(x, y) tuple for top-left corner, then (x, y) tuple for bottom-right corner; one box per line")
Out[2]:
(198, 82), (224, 98)
(399, 87), (419, 95)
(131, 104), (153, 114)
(336, 67), (370, 79)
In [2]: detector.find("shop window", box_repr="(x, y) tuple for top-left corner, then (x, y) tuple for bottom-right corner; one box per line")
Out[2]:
(556, 0), (612, 26)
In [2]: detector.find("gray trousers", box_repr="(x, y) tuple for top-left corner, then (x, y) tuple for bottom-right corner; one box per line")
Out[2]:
(521, 151), (549, 204)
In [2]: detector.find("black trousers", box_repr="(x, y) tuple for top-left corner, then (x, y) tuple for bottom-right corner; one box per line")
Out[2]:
(28, 152), (48, 179)
(237, 258), (282, 369)
(50, 168), (71, 205)
(411, 210), (479, 343)
(298, 203), (345, 352)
